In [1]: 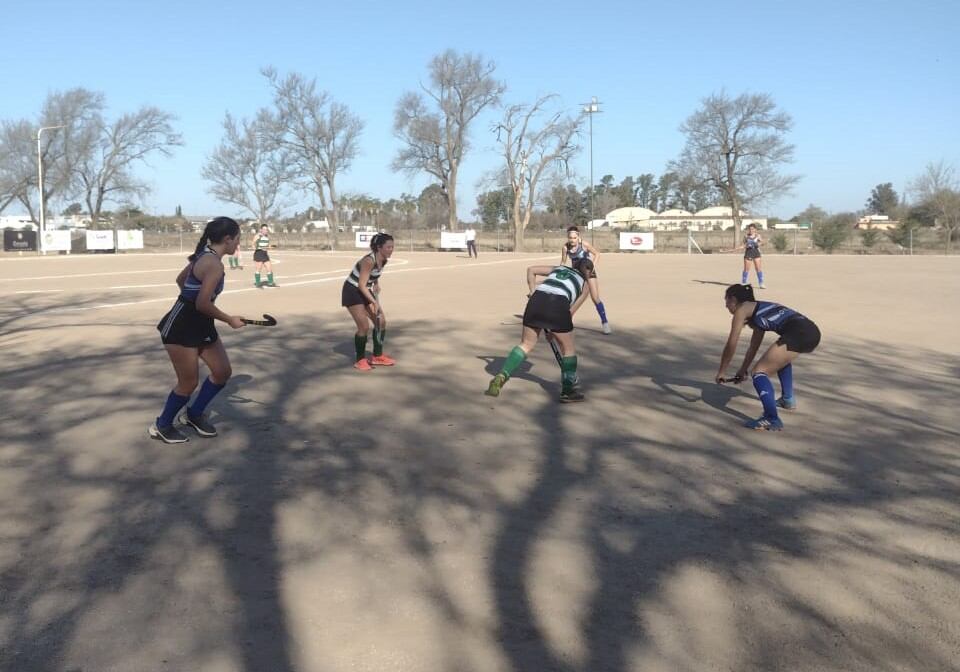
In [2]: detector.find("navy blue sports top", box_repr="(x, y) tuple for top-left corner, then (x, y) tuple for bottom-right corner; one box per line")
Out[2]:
(744, 234), (760, 250)
(181, 247), (224, 302)
(566, 241), (590, 261)
(749, 301), (804, 333)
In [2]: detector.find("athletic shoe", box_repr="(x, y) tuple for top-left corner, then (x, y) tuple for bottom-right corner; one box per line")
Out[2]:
(370, 354), (396, 366)
(267, 282), (278, 287)
(148, 423), (189, 444)
(776, 396), (797, 411)
(559, 387), (586, 403)
(485, 373), (506, 397)
(255, 283), (263, 289)
(180, 412), (217, 437)
(354, 358), (373, 371)
(601, 322), (612, 335)
(758, 283), (766, 289)
(744, 416), (784, 431)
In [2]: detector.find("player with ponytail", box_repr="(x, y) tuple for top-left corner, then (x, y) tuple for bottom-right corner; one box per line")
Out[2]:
(341, 233), (396, 370)
(150, 217), (245, 443)
(715, 283), (821, 431)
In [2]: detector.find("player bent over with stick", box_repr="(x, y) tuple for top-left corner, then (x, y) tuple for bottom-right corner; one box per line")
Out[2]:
(715, 283), (821, 431)
(486, 259), (592, 402)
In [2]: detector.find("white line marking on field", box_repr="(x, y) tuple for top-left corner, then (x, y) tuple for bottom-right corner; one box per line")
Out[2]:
(24, 255), (553, 316)
(9, 267), (186, 281)
(14, 289), (64, 294)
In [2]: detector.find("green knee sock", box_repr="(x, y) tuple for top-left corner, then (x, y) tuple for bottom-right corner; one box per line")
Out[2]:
(267, 272), (274, 284)
(255, 272), (261, 286)
(372, 328), (385, 356)
(355, 334), (368, 361)
(500, 346), (527, 379)
(561, 356), (579, 390)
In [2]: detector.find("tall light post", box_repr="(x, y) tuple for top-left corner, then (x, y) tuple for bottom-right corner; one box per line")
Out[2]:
(37, 124), (66, 255)
(581, 97), (601, 243)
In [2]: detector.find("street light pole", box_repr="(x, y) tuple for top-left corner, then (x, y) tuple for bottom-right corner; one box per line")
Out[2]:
(581, 97), (601, 244)
(37, 124), (66, 255)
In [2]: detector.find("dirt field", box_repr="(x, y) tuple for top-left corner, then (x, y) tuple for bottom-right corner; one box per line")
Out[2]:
(1, 250), (958, 672)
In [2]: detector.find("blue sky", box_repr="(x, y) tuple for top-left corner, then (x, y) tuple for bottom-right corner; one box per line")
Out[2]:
(3, 0), (958, 220)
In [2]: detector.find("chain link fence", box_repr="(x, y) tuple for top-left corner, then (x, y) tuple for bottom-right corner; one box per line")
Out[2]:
(3, 227), (954, 256)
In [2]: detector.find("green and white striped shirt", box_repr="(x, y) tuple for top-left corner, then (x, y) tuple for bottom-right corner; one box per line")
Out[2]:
(346, 252), (385, 288)
(536, 266), (584, 304)
(255, 234), (270, 250)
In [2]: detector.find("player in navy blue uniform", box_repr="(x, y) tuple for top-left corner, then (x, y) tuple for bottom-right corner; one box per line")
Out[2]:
(562, 226), (611, 334)
(715, 284), (821, 431)
(727, 223), (765, 288)
(151, 217), (245, 443)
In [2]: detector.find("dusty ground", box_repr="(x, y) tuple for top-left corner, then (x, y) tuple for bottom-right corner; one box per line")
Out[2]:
(0, 250), (958, 672)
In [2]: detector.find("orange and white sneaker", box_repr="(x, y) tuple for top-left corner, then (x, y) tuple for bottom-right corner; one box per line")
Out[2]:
(354, 358), (373, 371)
(370, 354), (396, 367)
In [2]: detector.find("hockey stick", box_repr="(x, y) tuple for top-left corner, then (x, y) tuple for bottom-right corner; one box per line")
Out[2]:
(718, 374), (744, 384)
(545, 330), (563, 367)
(242, 314), (277, 326)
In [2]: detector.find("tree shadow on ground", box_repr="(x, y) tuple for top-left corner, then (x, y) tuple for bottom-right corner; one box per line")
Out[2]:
(0, 316), (957, 671)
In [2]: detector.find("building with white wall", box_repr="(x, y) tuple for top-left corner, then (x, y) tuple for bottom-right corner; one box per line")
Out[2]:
(604, 205), (768, 231)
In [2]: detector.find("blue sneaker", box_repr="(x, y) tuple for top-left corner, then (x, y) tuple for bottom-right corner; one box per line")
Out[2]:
(777, 396), (797, 411)
(744, 416), (784, 431)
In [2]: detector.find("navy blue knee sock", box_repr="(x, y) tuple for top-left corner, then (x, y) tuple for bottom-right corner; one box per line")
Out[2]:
(188, 378), (226, 418)
(595, 301), (608, 324)
(157, 391), (190, 429)
(752, 373), (779, 420)
(778, 364), (794, 400)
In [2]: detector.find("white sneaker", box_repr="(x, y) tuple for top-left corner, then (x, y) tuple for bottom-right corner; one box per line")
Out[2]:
(601, 322), (612, 335)
(758, 283), (766, 289)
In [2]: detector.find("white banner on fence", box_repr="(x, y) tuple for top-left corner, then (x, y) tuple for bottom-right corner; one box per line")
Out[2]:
(355, 231), (377, 248)
(42, 230), (72, 252)
(86, 230), (114, 250)
(116, 230), (144, 250)
(440, 231), (467, 250)
(619, 231), (655, 251)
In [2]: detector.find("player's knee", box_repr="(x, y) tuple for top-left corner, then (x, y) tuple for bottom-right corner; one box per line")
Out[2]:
(177, 374), (199, 394)
(211, 363), (232, 384)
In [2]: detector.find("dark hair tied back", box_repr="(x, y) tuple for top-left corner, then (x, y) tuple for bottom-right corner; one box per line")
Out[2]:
(725, 283), (756, 303)
(189, 216), (240, 261)
(370, 232), (394, 252)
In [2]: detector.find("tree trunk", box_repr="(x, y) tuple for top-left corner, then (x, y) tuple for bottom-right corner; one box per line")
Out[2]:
(327, 177), (339, 228)
(447, 166), (458, 231)
(512, 198), (524, 252)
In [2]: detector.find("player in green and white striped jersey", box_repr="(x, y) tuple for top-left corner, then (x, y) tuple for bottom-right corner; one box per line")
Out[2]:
(251, 225), (275, 288)
(486, 258), (592, 402)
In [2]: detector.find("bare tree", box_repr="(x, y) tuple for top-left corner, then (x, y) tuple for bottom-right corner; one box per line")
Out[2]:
(676, 91), (800, 244)
(392, 49), (505, 231)
(0, 121), (36, 214)
(263, 68), (364, 230)
(76, 106), (182, 228)
(493, 95), (582, 249)
(0, 89), (103, 222)
(911, 161), (960, 253)
(202, 111), (296, 226)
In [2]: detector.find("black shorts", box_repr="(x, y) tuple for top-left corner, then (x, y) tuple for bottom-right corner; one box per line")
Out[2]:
(744, 248), (761, 260)
(523, 291), (574, 333)
(341, 281), (374, 307)
(253, 249), (270, 262)
(158, 298), (219, 347)
(776, 317), (820, 354)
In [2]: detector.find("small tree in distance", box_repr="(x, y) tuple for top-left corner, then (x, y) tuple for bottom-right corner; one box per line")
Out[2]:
(812, 213), (854, 253)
